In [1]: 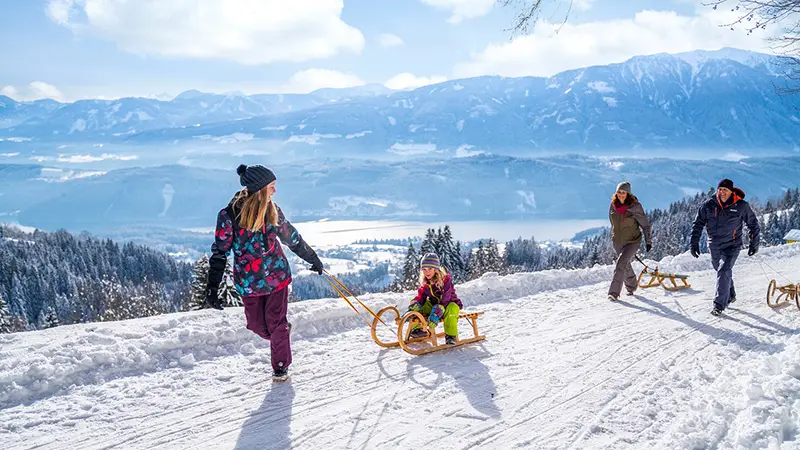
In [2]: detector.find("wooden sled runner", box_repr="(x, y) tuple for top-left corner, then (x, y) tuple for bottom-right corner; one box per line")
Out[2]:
(766, 279), (800, 310)
(637, 266), (692, 291)
(370, 306), (486, 355)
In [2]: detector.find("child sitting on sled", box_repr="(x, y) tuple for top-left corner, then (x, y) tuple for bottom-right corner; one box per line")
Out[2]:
(407, 253), (463, 345)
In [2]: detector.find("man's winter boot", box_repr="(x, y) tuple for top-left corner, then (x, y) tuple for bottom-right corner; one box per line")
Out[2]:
(608, 294), (619, 301)
(445, 335), (457, 345)
(711, 307), (723, 317)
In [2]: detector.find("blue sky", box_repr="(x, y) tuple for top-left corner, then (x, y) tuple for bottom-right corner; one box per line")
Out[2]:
(0, 0), (781, 101)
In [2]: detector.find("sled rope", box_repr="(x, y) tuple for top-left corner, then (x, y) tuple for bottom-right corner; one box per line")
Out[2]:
(755, 256), (793, 284)
(754, 256), (774, 284)
(323, 270), (388, 326)
(323, 276), (365, 322)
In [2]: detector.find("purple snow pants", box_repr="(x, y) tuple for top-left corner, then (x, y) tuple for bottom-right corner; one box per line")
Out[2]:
(243, 287), (291, 371)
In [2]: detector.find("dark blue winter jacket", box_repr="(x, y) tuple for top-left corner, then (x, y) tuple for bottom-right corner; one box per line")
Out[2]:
(691, 187), (760, 251)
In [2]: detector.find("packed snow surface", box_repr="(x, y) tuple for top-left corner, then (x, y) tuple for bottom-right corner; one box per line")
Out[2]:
(1, 245), (799, 449)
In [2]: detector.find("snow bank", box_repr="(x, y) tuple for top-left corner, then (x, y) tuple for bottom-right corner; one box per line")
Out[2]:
(0, 315), (256, 407)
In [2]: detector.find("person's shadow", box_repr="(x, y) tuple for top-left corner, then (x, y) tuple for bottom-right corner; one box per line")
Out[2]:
(616, 296), (788, 354)
(234, 383), (296, 450)
(405, 343), (501, 420)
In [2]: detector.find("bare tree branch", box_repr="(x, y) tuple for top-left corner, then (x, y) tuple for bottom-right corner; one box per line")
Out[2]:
(705, 0), (800, 93)
(499, 0), (573, 37)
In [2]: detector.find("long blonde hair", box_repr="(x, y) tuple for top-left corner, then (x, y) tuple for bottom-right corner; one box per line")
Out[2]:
(419, 267), (448, 289)
(231, 188), (278, 231)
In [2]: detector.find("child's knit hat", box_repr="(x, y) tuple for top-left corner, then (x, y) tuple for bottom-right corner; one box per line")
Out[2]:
(420, 253), (441, 269)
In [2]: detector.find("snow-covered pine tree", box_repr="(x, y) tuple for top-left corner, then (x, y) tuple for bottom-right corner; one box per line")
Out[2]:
(41, 306), (59, 329)
(0, 291), (11, 333)
(420, 228), (438, 255)
(451, 240), (468, 283)
(218, 261), (242, 307)
(468, 241), (487, 280)
(483, 239), (506, 274)
(400, 242), (420, 291)
(190, 255), (210, 310)
(438, 225), (457, 275)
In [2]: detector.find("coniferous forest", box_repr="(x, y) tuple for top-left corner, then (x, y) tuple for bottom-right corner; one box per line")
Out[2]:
(0, 226), (192, 332)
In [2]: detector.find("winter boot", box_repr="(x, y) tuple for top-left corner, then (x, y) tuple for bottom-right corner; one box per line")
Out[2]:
(607, 294), (619, 302)
(445, 335), (457, 345)
(625, 288), (636, 296)
(728, 296), (736, 305)
(409, 327), (429, 339)
(711, 307), (723, 317)
(272, 367), (290, 382)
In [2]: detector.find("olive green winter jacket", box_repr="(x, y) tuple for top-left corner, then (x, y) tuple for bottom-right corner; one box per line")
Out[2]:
(609, 197), (652, 246)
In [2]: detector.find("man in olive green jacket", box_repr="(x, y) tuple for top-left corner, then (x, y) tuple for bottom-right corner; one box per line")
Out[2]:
(608, 181), (652, 300)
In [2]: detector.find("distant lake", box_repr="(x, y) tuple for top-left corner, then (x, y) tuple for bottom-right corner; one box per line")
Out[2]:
(286, 219), (608, 246)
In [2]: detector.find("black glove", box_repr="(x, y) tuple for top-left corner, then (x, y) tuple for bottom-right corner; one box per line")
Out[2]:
(645, 243), (652, 253)
(309, 257), (324, 275)
(204, 287), (223, 310)
(748, 245), (758, 257)
(690, 244), (700, 258)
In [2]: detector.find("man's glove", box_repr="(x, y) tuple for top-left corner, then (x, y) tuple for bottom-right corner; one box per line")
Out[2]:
(690, 244), (700, 258)
(748, 245), (758, 257)
(205, 287), (223, 310)
(428, 304), (444, 328)
(645, 243), (652, 253)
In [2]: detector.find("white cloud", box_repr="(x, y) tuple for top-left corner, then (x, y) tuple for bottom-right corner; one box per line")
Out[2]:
(455, 144), (484, 157)
(1, 82), (65, 102)
(45, 0), (364, 65)
(453, 9), (782, 78)
(282, 69), (365, 93)
(384, 73), (448, 90)
(379, 33), (404, 47)
(573, 0), (596, 12)
(417, 0), (495, 24)
(0, 86), (18, 97)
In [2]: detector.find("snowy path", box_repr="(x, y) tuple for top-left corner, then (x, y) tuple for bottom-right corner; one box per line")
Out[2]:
(2, 246), (799, 449)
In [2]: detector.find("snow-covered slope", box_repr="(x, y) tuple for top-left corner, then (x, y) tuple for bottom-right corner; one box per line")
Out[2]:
(2, 245), (800, 449)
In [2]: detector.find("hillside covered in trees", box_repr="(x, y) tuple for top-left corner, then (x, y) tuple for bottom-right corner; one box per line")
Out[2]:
(0, 226), (192, 332)
(390, 187), (800, 289)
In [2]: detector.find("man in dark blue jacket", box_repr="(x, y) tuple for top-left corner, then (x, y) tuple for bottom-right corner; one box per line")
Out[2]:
(691, 178), (760, 316)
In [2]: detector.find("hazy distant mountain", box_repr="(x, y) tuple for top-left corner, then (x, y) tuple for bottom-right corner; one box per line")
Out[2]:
(3, 153), (798, 232)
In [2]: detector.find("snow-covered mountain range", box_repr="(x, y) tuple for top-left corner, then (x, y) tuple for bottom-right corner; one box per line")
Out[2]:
(1, 48), (798, 154)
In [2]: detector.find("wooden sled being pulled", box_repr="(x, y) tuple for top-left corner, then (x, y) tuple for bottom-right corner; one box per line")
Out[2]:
(766, 279), (799, 310)
(637, 266), (692, 291)
(370, 306), (486, 355)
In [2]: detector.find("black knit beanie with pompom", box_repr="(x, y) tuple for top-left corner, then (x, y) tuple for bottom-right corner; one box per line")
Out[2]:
(236, 164), (276, 194)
